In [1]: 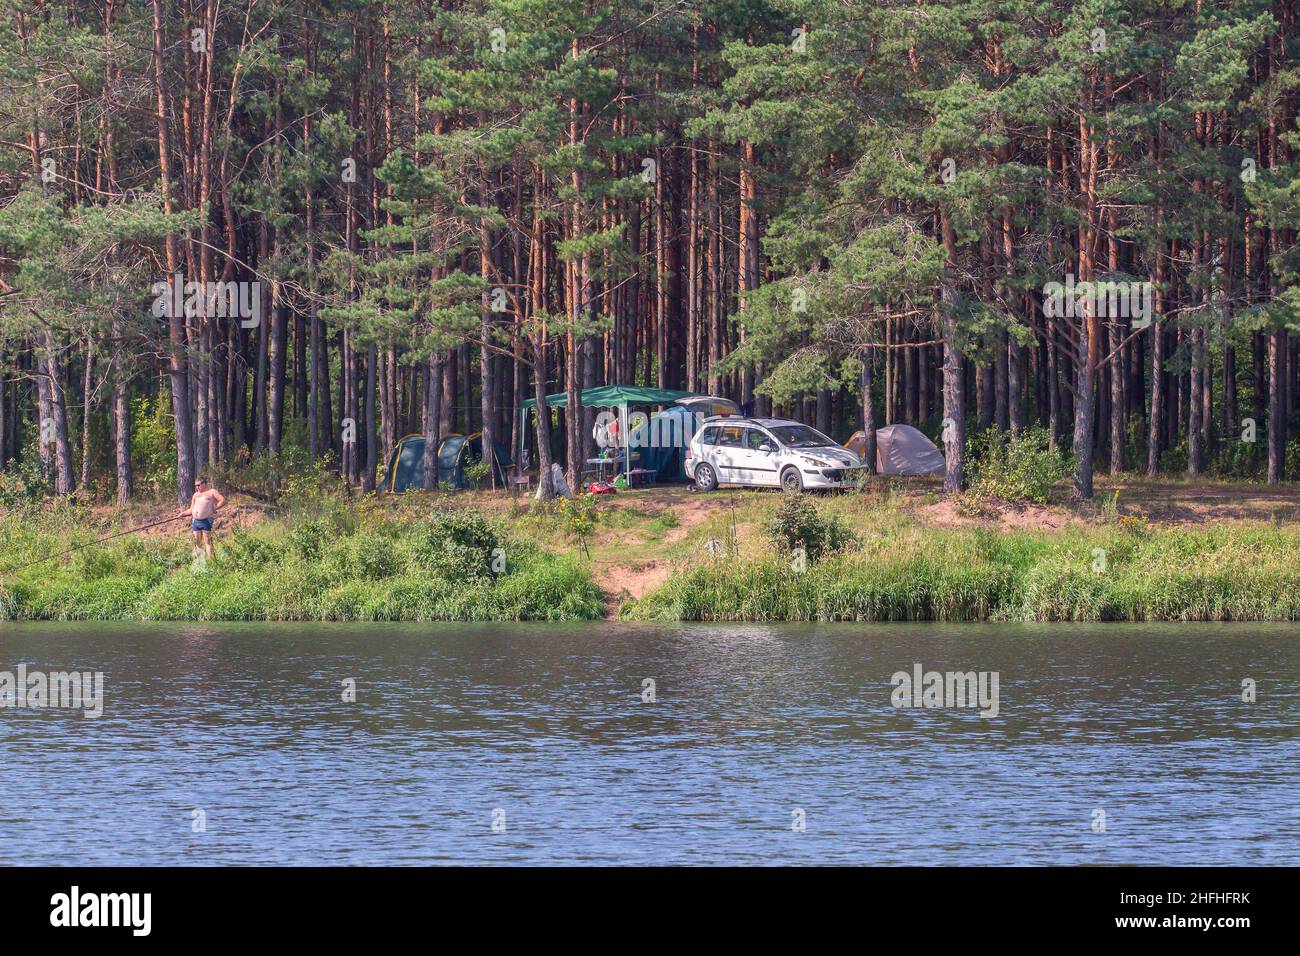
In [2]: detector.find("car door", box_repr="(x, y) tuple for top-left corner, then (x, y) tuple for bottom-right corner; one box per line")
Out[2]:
(741, 427), (781, 487)
(724, 426), (762, 484)
(712, 425), (746, 484)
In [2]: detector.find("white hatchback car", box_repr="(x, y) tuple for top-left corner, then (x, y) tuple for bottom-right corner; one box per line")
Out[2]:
(685, 417), (866, 492)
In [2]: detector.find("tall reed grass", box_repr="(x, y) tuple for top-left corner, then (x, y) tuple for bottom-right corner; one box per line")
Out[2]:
(623, 522), (1300, 622)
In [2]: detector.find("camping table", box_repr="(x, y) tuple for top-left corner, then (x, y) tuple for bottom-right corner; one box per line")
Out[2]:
(625, 467), (657, 488)
(585, 457), (619, 483)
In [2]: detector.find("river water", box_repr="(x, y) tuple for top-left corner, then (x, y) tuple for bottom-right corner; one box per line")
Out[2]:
(0, 621), (1295, 865)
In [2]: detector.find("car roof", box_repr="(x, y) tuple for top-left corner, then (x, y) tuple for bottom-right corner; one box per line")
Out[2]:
(700, 416), (803, 428)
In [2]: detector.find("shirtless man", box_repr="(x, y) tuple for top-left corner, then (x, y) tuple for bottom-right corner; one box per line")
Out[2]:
(177, 478), (225, 560)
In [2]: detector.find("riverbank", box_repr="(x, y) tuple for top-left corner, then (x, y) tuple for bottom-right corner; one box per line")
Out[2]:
(1, 477), (1298, 622)
(621, 519), (1300, 622)
(0, 499), (602, 622)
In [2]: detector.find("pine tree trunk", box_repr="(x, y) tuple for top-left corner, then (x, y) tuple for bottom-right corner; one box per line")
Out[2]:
(1072, 324), (1097, 500)
(151, 0), (194, 504)
(40, 331), (75, 496)
(480, 219), (496, 490)
(0, 346), (6, 473)
(438, 348), (455, 437)
(860, 355), (877, 473)
(422, 353), (441, 491)
(738, 139), (758, 405)
(1188, 325), (1203, 476)
(113, 326), (133, 502)
(253, 224), (270, 454)
(939, 213), (965, 495)
(80, 344), (94, 491)
(685, 116), (699, 393)
(1071, 107), (1100, 501)
(268, 282), (286, 455)
(1147, 320), (1163, 476)
(1268, 329), (1285, 483)
(362, 343), (377, 493)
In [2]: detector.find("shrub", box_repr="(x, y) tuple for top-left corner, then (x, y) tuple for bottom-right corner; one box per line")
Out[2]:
(341, 531), (400, 580)
(462, 459), (492, 489)
(969, 427), (1066, 504)
(222, 531), (283, 572)
(555, 495), (598, 556)
(1219, 437), (1263, 480)
(1118, 513), (1150, 533)
(406, 509), (502, 580)
(280, 454), (352, 511)
(762, 495), (856, 564)
(0, 454), (54, 510)
(432, 508), (499, 552)
(287, 517), (334, 561)
(69, 546), (125, 581)
(130, 393), (179, 497)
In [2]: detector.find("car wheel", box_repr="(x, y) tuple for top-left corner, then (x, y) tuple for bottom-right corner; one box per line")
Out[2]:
(694, 462), (718, 492)
(780, 467), (804, 494)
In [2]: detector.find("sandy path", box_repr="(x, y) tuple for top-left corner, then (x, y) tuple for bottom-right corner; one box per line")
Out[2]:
(588, 489), (717, 616)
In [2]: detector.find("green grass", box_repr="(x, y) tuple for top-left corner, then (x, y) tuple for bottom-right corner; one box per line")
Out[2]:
(623, 513), (1300, 623)
(4, 492), (1299, 624)
(0, 504), (603, 623)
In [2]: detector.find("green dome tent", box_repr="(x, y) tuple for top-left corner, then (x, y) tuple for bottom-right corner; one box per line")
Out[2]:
(381, 432), (511, 492)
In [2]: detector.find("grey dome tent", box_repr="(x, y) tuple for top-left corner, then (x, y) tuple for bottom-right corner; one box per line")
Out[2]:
(845, 423), (946, 476)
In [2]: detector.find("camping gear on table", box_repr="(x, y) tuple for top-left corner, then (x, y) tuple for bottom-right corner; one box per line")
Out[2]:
(671, 395), (740, 419)
(585, 455), (622, 484)
(844, 424), (946, 476)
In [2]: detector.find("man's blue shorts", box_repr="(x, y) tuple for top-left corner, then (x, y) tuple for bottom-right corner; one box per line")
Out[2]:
(191, 517), (213, 533)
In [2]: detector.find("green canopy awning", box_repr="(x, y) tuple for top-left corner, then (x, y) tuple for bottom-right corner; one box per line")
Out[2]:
(521, 384), (694, 410)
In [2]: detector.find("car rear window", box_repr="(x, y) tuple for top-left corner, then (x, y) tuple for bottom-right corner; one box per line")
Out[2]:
(697, 426), (719, 445)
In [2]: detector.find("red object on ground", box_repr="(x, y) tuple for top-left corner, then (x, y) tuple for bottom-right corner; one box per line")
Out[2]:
(587, 482), (617, 495)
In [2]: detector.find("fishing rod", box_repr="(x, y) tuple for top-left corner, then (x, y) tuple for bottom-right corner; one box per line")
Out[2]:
(1, 513), (191, 576)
